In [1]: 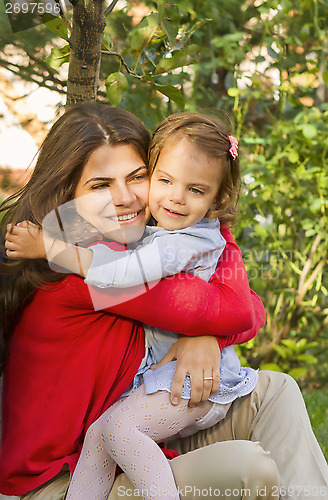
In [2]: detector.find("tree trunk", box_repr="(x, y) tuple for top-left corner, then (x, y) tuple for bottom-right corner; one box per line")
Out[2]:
(67, 0), (106, 104)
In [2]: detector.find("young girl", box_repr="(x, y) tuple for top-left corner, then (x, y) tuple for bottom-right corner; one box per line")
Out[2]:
(6, 113), (258, 500)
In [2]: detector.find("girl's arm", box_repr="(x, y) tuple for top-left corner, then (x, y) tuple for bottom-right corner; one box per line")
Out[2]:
(5, 222), (226, 288)
(5, 222), (93, 275)
(86, 225), (225, 288)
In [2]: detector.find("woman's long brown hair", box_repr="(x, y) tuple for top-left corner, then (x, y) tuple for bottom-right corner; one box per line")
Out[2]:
(0, 102), (150, 373)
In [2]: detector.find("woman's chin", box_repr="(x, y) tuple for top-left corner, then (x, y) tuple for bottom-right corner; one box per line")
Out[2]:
(103, 224), (145, 244)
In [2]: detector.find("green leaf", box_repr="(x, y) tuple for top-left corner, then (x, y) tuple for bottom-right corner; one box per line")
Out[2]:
(45, 45), (70, 69)
(288, 367), (307, 380)
(272, 344), (289, 359)
(300, 24), (310, 41)
(268, 46), (279, 60)
(296, 354), (318, 364)
(322, 72), (328, 85)
(156, 0), (165, 23)
(130, 13), (164, 54)
(253, 224), (267, 238)
(288, 151), (299, 163)
(281, 339), (299, 350)
(154, 45), (200, 75)
(105, 72), (128, 106)
(260, 363), (283, 372)
(151, 82), (185, 109)
(309, 198), (322, 214)
(41, 14), (68, 40)
(161, 19), (179, 46)
(302, 124), (317, 139)
(227, 87), (240, 97)
(212, 32), (247, 49)
(163, 3), (180, 23)
(185, 19), (211, 39)
(278, 224), (286, 238)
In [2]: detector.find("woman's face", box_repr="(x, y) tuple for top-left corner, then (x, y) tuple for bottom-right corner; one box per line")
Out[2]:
(74, 144), (150, 244)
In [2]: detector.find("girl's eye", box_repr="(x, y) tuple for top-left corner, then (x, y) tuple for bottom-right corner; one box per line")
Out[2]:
(190, 187), (204, 195)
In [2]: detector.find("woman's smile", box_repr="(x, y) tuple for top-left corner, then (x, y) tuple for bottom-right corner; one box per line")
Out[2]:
(106, 209), (144, 223)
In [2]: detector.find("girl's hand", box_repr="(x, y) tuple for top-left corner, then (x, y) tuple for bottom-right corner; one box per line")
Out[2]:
(151, 336), (221, 406)
(5, 221), (46, 260)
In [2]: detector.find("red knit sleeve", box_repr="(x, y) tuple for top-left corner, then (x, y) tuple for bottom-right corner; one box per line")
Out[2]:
(87, 227), (265, 340)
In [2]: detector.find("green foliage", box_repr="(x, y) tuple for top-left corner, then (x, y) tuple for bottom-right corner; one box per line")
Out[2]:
(0, 3), (66, 95)
(235, 105), (328, 384)
(99, 1), (207, 109)
(261, 339), (318, 380)
(303, 388), (328, 460)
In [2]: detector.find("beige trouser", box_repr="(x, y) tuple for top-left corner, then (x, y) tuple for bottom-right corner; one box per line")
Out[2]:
(19, 371), (328, 500)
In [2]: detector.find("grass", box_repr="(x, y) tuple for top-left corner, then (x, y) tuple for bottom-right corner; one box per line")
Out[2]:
(303, 388), (328, 461)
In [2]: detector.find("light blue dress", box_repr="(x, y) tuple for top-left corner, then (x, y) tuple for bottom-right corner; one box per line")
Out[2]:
(86, 219), (258, 405)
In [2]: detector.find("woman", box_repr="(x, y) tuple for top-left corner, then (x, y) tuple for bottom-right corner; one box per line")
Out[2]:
(0, 103), (273, 498)
(1, 103), (326, 500)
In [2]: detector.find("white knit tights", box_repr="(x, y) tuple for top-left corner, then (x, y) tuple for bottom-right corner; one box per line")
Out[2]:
(66, 385), (212, 500)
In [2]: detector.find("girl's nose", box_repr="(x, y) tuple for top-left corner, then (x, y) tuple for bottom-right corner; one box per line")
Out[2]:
(169, 186), (186, 205)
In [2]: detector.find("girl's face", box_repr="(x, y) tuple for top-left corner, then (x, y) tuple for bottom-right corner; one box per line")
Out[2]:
(74, 144), (150, 244)
(149, 138), (222, 230)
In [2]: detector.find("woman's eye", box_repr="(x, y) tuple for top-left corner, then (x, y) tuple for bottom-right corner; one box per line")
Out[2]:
(91, 183), (109, 190)
(190, 187), (204, 195)
(159, 178), (170, 184)
(131, 174), (148, 182)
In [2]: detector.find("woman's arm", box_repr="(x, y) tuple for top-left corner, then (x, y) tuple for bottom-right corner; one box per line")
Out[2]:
(74, 227), (264, 404)
(8, 222), (263, 345)
(84, 227), (264, 344)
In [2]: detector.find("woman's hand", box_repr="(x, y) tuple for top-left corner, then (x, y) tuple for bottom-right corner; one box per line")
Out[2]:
(151, 336), (221, 406)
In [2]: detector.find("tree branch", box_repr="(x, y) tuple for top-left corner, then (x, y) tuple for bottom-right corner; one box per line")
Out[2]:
(0, 59), (67, 95)
(101, 50), (142, 78)
(104, 0), (120, 16)
(298, 256), (327, 304)
(54, 0), (72, 32)
(297, 232), (322, 295)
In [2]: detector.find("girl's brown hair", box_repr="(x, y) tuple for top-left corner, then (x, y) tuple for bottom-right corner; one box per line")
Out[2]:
(0, 102), (150, 372)
(148, 112), (240, 224)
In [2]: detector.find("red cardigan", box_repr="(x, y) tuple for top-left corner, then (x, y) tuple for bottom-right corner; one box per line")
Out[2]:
(0, 227), (265, 495)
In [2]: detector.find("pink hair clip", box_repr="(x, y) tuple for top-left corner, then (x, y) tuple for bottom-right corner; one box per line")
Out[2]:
(228, 135), (238, 160)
